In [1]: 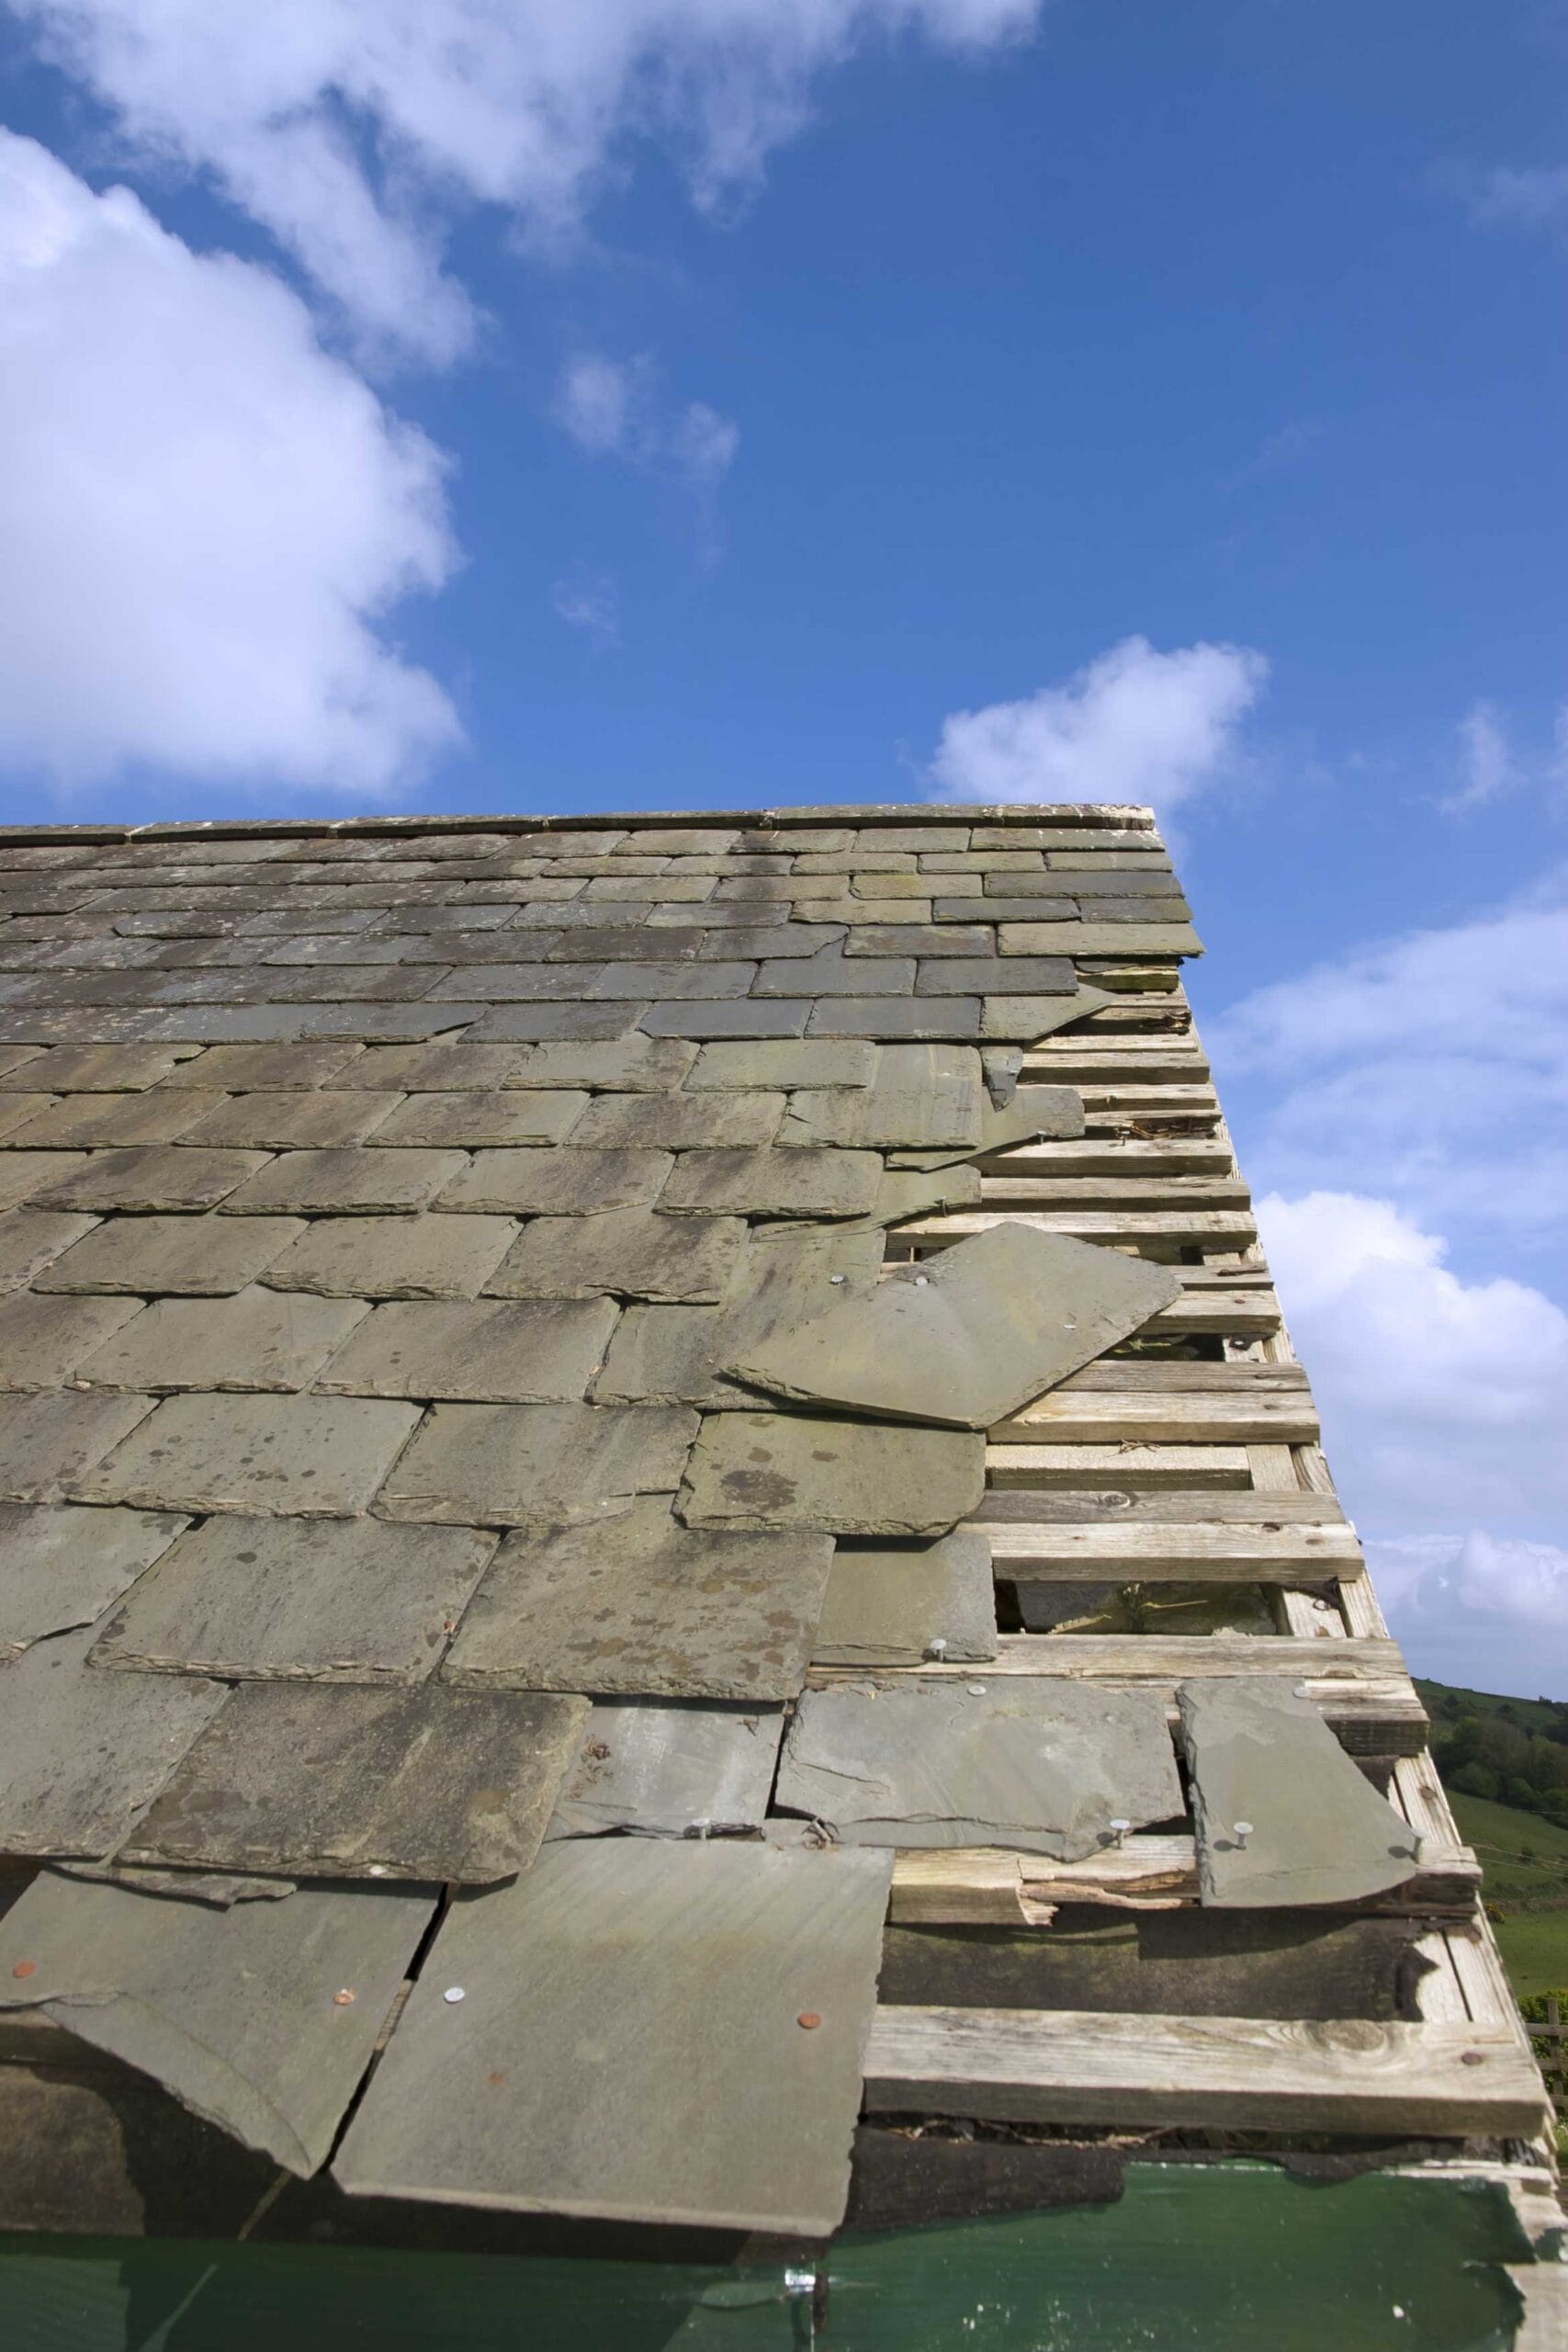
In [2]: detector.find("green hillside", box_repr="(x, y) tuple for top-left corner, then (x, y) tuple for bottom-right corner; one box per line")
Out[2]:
(1420, 1679), (1568, 2005)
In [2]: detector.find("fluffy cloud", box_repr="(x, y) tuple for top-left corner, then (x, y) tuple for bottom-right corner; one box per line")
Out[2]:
(1444, 698), (1514, 812)
(555, 355), (739, 492)
(1255, 1191), (1568, 1690)
(931, 636), (1267, 819)
(15, 0), (1042, 359)
(0, 132), (459, 799)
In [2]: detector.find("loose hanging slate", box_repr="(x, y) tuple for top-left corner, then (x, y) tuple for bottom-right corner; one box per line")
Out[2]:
(727, 1223), (1182, 1430)
(118, 1682), (591, 1883)
(332, 1839), (893, 2235)
(811, 1531), (998, 1667)
(545, 1700), (784, 1838)
(0, 1868), (435, 2174)
(775, 1679), (1183, 1860)
(1179, 1679), (1422, 1908)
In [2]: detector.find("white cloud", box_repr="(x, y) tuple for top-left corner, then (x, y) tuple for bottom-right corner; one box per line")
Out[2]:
(1444, 698), (1514, 812)
(14, 0), (1042, 359)
(0, 131), (459, 797)
(555, 353), (739, 501)
(1470, 163), (1568, 235)
(550, 567), (621, 647)
(1256, 1190), (1568, 1693)
(931, 635), (1268, 819)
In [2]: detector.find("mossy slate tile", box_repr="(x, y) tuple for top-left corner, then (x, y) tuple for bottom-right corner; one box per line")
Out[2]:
(70, 1392), (423, 1516)
(0, 1291), (145, 1387)
(91, 1514), (497, 1683)
(679, 1411), (984, 1536)
(483, 1205), (745, 1303)
(441, 1498), (835, 1702)
(317, 1297), (617, 1402)
(0, 1501), (188, 1660)
(182, 1091), (405, 1149)
(437, 1146), (672, 1216)
(257, 1213), (518, 1299)
(567, 1090), (785, 1149)
(369, 1090), (589, 1147)
(378, 1400), (698, 1526)
(35, 1212), (306, 1295)
(31, 1147), (269, 1214)
(660, 1146), (880, 1218)
(998, 922), (1203, 957)
(501, 1034), (697, 1091)
(120, 1683), (591, 1884)
(217, 1147), (467, 1216)
(76, 1284), (370, 1393)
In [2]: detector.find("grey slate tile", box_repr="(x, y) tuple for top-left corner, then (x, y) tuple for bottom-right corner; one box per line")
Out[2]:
(91, 1515), (497, 1684)
(423, 962), (603, 1001)
(660, 1146), (881, 1218)
(218, 1147), (467, 1216)
(979, 985), (1116, 1040)
(317, 1297), (617, 1402)
(465, 1001), (645, 1043)
(0, 1870), (438, 2176)
(754, 941), (914, 996)
(567, 1090), (785, 1149)
(500, 1034), (697, 1091)
(0, 1291), (145, 1387)
(121, 1683), (591, 1885)
(335, 1042), (536, 1091)
(35, 1212), (307, 1295)
(998, 922), (1202, 956)
(807, 998), (982, 1040)
(369, 1091), (588, 1147)
(1179, 1679), (1421, 1908)
(811, 1531), (998, 1668)
(0, 1502), (187, 1659)
(638, 999), (810, 1039)
(159, 1043), (366, 1089)
(586, 960), (757, 1000)
(31, 1147), (270, 1214)
(0, 1045), (196, 1091)
(331, 1840), (891, 2234)
(437, 1146), (672, 1216)
(182, 1091), (404, 1148)
(953, 898), (1077, 923)
(377, 1401), (699, 1526)
(1077, 896), (1192, 922)
(0, 1151), (89, 1209)
(0, 1623), (225, 1859)
(692, 923), (847, 959)
(258, 1213), (518, 1299)
(780, 1043), (984, 1150)
(0, 1389), (157, 1501)
(775, 1679), (1183, 1860)
(1, 1091), (216, 1148)
(443, 1498), (835, 1702)
(546, 1700), (784, 1838)
(0, 1210), (99, 1292)
(76, 1284), (370, 1393)
(857, 1163), (983, 1229)
(918, 956), (1076, 995)
(841, 925), (994, 956)
(685, 1038), (876, 1090)
(484, 1205), (746, 1303)
(70, 1392), (423, 1516)
(679, 1411), (985, 1536)
(885, 1083), (1084, 1167)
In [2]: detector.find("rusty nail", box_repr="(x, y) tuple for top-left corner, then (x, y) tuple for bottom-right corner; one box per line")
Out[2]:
(1461, 2051), (1485, 2066)
(488, 2071), (506, 2086)
(333, 1988), (355, 2007)
(797, 2011), (822, 2030)
(12, 1961), (36, 1980)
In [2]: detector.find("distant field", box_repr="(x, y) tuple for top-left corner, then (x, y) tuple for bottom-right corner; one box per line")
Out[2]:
(1415, 1679), (1567, 1736)
(1447, 1791), (1568, 1999)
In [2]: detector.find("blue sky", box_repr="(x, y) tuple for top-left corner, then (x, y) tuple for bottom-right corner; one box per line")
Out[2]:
(1, 0), (1565, 1690)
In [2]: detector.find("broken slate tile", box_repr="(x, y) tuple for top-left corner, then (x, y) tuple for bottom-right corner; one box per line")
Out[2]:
(160, 1042), (365, 1090)
(436, 1146), (672, 1216)
(0, 1501), (187, 1659)
(679, 1411), (984, 1536)
(121, 1682), (591, 1884)
(483, 1205), (746, 1303)
(780, 1043), (984, 1150)
(0, 1869), (437, 2175)
(853, 1162), (983, 1231)
(775, 1679), (1182, 1859)
(978, 984), (1117, 1041)
(0, 1623), (226, 1857)
(35, 1213), (307, 1295)
(1179, 1679), (1421, 1909)
(684, 1038), (876, 1090)
(317, 1297), (617, 1402)
(0, 1388), (156, 1501)
(377, 1401), (699, 1526)
(0, 1290), (144, 1387)
(218, 1147), (467, 1216)
(810, 1531), (998, 1667)
(567, 1090), (785, 1149)
(0, 1210), (98, 1292)
(74, 1284), (370, 1393)
(69, 1392), (423, 1516)
(806, 997), (982, 1040)
(660, 1146), (880, 1219)
(886, 1084), (1084, 1168)
(462, 1001), (645, 1044)
(444, 1498), (835, 1702)
(31, 1147), (270, 1214)
(91, 1515), (496, 1683)
(546, 1700), (785, 1838)
(730, 1223), (1181, 1430)
(369, 1090), (589, 1147)
(257, 1213), (518, 1299)
(331, 1839), (891, 2234)
(638, 999), (810, 1040)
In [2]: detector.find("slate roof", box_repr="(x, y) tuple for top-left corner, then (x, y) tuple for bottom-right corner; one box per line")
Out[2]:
(0, 804), (1552, 2246)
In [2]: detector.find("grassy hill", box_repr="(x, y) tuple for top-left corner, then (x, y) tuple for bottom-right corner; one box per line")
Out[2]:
(1419, 1680), (1568, 2004)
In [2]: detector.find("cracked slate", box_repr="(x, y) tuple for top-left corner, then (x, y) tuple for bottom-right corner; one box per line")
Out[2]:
(679, 1411), (984, 1536)
(0, 1389), (156, 1501)
(1179, 1679), (1421, 1909)
(660, 1147), (881, 1218)
(775, 1679), (1183, 1859)
(317, 1297), (618, 1401)
(886, 1085), (1085, 1168)
(160, 1043), (365, 1090)
(779, 1044), (984, 1151)
(854, 1164), (983, 1231)
(483, 1205), (745, 1303)
(0, 1290), (145, 1386)
(461, 1002), (645, 1044)
(76, 1285), (371, 1392)
(444, 1498), (835, 1702)
(437, 1146), (672, 1216)
(217, 1148), (468, 1216)
(0, 1868), (436, 2174)
(978, 986), (1118, 1040)
(0, 1623), (226, 1857)
(729, 1223), (1181, 1430)
(0, 1501), (187, 1658)
(331, 1839), (892, 2234)
(377, 1401), (699, 1526)
(120, 1682), (591, 1884)
(810, 1530), (998, 1667)
(53, 1860), (296, 1905)
(69, 1392), (423, 1516)
(89, 1514), (497, 1683)
(35, 1213), (306, 1295)
(545, 1700), (785, 1838)
(257, 1214), (519, 1299)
